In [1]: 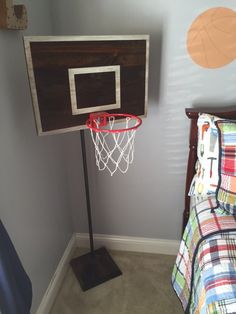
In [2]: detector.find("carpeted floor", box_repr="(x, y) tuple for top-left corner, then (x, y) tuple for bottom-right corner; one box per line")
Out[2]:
(50, 249), (183, 314)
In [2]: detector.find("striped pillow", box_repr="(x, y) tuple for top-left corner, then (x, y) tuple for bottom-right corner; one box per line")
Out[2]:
(216, 120), (236, 215)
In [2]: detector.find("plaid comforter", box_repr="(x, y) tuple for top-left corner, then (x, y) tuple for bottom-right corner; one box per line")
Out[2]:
(172, 196), (236, 313)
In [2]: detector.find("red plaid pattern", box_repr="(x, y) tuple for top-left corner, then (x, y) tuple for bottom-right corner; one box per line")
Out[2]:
(221, 146), (236, 176)
(198, 238), (236, 271)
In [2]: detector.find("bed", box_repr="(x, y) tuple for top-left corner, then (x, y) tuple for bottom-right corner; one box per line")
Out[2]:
(172, 108), (236, 314)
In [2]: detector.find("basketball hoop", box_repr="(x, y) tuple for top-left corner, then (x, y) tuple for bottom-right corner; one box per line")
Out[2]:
(86, 112), (142, 176)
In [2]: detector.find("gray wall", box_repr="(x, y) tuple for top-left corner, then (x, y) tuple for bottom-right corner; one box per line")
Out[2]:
(0, 0), (76, 312)
(2, 1), (235, 311)
(51, 0), (236, 240)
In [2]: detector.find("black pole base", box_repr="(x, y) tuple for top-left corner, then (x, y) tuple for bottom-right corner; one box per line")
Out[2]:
(70, 247), (122, 291)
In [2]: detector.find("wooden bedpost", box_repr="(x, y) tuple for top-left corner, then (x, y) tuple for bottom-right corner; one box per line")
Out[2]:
(183, 110), (198, 233)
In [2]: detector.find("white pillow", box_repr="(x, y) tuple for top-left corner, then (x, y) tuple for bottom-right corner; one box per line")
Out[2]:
(188, 113), (222, 196)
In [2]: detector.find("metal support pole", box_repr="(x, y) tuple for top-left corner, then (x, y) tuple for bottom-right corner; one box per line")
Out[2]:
(70, 129), (121, 291)
(80, 129), (94, 253)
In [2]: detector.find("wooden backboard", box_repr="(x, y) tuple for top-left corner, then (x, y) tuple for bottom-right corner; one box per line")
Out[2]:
(24, 35), (149, 135)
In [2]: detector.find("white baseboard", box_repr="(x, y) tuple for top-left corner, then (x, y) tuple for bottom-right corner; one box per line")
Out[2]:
(36, 233), (180, 313)
(75, 233), (180, 256)
(36, 234), (76, 314)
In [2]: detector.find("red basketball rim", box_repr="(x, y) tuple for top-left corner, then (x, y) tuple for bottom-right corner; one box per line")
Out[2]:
(86, 113), (142, 133)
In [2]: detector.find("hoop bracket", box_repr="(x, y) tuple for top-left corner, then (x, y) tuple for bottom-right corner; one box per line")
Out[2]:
(88, 112), (108, 129)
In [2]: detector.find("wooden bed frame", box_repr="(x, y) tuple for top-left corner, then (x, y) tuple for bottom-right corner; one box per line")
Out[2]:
(183, 107), (236, 233)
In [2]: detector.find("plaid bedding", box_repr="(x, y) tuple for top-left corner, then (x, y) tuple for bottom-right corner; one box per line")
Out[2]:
(216, 121), (236, 216)
(172, 196), (236, 313)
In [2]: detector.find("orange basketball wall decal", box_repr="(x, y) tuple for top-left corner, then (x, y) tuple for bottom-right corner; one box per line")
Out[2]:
(187, 7), (236, 69)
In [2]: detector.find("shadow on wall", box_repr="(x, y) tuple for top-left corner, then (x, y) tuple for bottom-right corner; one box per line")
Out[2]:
(149, 28), (163, 104)
(0, 31), (33, 137)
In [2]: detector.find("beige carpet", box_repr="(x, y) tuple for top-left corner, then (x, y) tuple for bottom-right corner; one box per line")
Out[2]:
(50, 249), (183, 314)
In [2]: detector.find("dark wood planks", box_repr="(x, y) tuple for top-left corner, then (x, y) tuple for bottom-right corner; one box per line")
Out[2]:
(29, 39), (147, 133)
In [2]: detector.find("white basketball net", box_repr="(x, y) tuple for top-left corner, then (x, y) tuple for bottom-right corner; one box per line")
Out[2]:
(88, 115), (140, 176)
